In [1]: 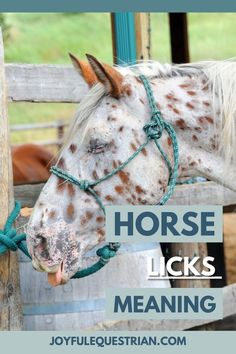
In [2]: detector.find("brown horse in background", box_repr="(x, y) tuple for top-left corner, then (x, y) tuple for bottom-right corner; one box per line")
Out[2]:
(12, 144), (54, 185)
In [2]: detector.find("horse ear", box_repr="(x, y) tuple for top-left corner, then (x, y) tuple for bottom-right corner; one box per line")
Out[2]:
(86, 54), (123, 98)
(69, 53), (98, 87)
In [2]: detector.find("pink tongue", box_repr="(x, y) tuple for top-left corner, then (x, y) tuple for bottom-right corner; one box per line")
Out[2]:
(47, 266), (62, 287)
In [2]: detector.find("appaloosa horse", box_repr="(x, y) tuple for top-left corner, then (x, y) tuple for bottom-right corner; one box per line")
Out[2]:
(12, 144), (54, 185)
(27, 54), (236, 286)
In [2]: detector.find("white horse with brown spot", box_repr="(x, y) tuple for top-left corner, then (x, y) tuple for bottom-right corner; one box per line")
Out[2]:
(27, 54), (236, 286)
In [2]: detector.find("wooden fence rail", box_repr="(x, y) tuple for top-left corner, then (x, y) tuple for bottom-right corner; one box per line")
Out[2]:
(14, 180), (236, 209)
(10, 120), (69, 149)
(6, 64), (88, 103)
(10, 120), (69, 132)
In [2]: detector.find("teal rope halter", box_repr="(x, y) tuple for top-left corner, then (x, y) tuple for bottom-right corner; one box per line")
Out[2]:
(0, 75), (179, 280)
(0, 201), (31, 259)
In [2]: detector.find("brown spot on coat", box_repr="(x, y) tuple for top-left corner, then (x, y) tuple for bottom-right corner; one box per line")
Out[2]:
(167, 137), (172, 146)
(49, 210), (56, 219)
(105, 195), (114, 202)
(97, 228), (105, 237)
(192, 135), (198, 141)
(194, 127), (202, 133)
(166, 93), (178, 102)
(179, 83), (190, 89)
(203, 101), (210, 107)
(92, 170), (99, 180)
(115, 185), (124, 194)
(69, 144), (77, 154)
(119, 126), (124, 132)
(104, 169), (109, 175)
(56, 178), (66, 193)
(130, 142), (137, 151)
(186, 102), (194, 110)
(86, 211), (93, 220)
(66, 203), (75, 220)
(206, 116), (213, 124)
(67, 183), (75, 198)
(176, 119), (187, 130)
(112, 104), (117, 108)
(139, 98), (144, 104)
(173, 107), (180, 115)
(57, 157), (65, 169)
(190, 161), (197, 167)
(118, 171), (129, 184)
(142, 147), (147, 156)
(187, 91), (196, 96)
(123, 84), (132, 96)
(107, 115), (117, 122)
(135, 185), (145, 194)
(96, 216), (104, 223)
(198, 117), (204, 124)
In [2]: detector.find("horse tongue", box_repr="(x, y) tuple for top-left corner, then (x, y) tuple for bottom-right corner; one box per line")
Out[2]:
(47, 266), (62, 287)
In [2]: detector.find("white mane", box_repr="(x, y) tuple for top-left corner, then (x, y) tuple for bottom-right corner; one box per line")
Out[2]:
(63, 59), (236, 163)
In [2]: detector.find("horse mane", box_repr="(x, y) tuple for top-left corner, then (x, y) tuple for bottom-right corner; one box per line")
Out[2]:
(61, 59), (236, 164)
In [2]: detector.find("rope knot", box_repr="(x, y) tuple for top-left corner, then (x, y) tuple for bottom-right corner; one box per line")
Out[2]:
(96, 244), (119, 265)
(79, 180), (90, 191)
(143, 112), (164, 140)
(0, 229), (18, 252)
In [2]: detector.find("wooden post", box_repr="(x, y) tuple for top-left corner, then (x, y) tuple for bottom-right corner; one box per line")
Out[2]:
(135, 13), (151, 60)
(169, 243), (210, 289)
(0, 28), (23, 330)
(169, 13), (190, 63)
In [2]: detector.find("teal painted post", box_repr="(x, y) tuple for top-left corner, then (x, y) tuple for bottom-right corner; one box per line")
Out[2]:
(111, 12), (137, 65)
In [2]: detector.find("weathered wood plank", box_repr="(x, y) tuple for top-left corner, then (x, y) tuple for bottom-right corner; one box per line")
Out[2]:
(0, 29), (23, 330)
(14, 181), (236, 209)
(167, 181), (236, 206)
(14, 183), (44, 208)
(135, 13), (151, 60)
(5, 63), (89, 103)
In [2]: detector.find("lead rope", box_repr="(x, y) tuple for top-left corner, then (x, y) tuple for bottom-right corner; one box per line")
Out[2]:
(0, 75), (179, 279)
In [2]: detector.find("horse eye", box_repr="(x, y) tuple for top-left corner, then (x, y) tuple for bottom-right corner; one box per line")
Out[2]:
(88, 139), (108, 154)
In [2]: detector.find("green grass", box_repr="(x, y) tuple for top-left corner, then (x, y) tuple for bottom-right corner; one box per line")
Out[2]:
(5, 13), (113, 64)
(2, 12), (236, 145)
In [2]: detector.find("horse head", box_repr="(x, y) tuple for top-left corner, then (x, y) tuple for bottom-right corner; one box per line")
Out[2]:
(26, 54), (173, 285)
(27, 55), (236, 286)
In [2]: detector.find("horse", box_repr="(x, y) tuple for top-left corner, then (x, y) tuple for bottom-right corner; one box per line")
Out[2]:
(12, 144), (54, 185)
(26, 54), (236, 286)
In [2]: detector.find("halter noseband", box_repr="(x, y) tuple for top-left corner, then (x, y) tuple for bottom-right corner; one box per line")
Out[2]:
(50, 75), (179, 279)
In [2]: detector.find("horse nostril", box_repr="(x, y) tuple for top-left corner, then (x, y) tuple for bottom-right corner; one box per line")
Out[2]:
(35, 233), (48, 250)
